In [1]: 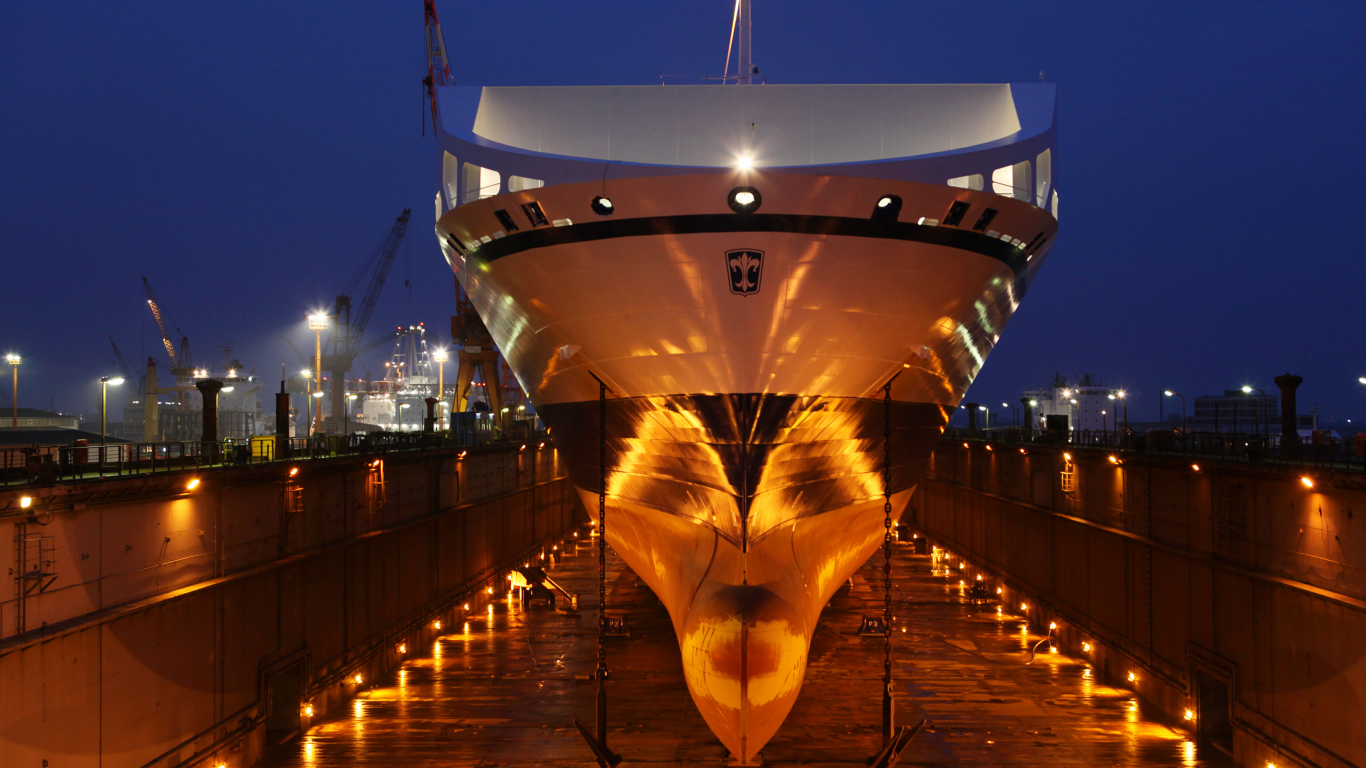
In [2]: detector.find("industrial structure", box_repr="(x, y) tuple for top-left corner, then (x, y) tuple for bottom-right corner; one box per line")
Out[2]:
(320, 209), (412, 431)
(1021, 373), (1126, 434)
(120, 280), (262, 443)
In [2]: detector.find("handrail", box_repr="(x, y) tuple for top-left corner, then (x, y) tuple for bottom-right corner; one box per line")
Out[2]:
(944, 426), (1366, 473)
(0, 426), (548, 487)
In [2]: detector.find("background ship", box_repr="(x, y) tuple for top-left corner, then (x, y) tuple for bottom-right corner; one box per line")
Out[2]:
(428, 3), (1057, 760)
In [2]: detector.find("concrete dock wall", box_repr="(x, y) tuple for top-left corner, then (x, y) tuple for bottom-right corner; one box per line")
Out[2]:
(0, 444), (582, 768)
(910, 440), (1365, 768)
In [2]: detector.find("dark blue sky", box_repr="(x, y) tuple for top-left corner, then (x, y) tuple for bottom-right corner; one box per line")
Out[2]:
(3, 1), (1364, 421)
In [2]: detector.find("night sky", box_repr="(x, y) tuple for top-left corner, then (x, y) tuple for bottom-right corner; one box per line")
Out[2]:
(3, 2), (1364, 423)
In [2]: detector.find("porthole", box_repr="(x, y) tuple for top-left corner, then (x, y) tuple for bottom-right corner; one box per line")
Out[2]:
(727, 186), (762, 214)
(872, 195), (902, 222)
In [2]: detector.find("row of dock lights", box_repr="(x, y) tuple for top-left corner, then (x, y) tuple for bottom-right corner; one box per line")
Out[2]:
(929, 482), (1318, 748)
(940, 545), (1159, 699)
(291, 528), (586, 743)
(963, 440), (1323, 490)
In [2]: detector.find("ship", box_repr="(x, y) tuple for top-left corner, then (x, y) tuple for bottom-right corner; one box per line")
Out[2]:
(426, 2), (1057, 760)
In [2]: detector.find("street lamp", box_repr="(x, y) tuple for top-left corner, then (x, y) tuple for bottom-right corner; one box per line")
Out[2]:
(432, 348), (449, 430)
(977, 404), (990, 432)
(1002, 402), (1018, 428)
(1165, 391), (1186, 445)
(1116, 390), (1127, 431)
(345, 393), (358, 436)
(5, 354), (20, 429)
(399, 402), (411, 431)
(1241, 386), (1269, 437)
(100, 376), (125, 445)
(307, 314), (328, 434)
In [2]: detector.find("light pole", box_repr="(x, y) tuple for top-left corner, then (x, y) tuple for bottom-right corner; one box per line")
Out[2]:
(308, 391), (324, 444)
(1165, 391), (1186, 448)
(6, 354), (20, 429)
(300, 369), (313, 437)
(432, 348), (449, 430)
(307, 314), (328, 435)
(346, 393), (358, 437)
(978, 404), (990, 433)
(1242, 386), (1268, 437)
(1116, 390), (1127, 431)
(100, 376), (125, 445)
(1001, 402), (1018, 428)
(399, 402), (411, 431)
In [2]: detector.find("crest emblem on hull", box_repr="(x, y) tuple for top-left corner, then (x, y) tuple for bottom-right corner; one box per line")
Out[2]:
(726, 249), (764, 296)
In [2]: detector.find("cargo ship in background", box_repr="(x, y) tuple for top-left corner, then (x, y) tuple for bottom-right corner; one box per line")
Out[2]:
(426, 1), (1058, 760)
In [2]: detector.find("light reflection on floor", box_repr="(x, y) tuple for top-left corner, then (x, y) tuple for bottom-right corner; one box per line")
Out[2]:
(262, 535), (1235, 767)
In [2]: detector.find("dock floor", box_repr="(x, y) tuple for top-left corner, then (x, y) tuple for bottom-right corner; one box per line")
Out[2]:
(264, 529), (1233, 766)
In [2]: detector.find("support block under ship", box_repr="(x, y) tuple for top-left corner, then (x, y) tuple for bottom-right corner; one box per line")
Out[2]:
(432, 79), (1057, 760)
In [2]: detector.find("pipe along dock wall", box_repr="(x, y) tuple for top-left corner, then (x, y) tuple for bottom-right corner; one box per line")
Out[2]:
(911, 440), (1365, 768)
(0, 443), (582, 768)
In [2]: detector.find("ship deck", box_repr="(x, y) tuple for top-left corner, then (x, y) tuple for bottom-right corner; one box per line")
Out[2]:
(262, 531), (1234, 766)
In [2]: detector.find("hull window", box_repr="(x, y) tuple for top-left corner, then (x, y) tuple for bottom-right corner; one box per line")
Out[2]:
(463, 163), (501, 202)
(521, 201), (550, 227)
(442, 152), (460, 209)
(992, 160), (1032, 201)
(948, 174), (984, 191)
(943, 201), (971, 227)
(509, 175), (544, 192)
(1035, 149), (1052, 207)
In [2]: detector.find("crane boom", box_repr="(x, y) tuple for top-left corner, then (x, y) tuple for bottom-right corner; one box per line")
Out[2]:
(423, 1), (453, 132)
(350, 209), (411, 356)
(108, 336), (134, 381)
(142, 277), (179, 368)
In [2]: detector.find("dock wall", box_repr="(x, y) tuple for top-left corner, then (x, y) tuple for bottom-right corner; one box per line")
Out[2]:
(910, 441), (1365, 768)
(0, 444), (582, 768)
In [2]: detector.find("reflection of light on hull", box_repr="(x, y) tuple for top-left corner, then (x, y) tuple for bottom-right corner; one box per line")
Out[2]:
(438, 171), (1057, 758)
(584, 483), (913, 760)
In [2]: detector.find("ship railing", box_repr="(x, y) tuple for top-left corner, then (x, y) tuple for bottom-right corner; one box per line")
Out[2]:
(944, 427), (1366, 472)
(0, 427), (549, 487)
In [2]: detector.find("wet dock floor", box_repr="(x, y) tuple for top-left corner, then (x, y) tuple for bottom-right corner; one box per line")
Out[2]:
(265, 529), (1233, 766)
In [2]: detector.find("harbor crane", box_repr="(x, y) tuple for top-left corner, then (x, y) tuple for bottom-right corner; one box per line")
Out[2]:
(321, 209), (412, 423)
(108, 336), (145, 394)
(142, 277), (193, 376)
(422, 0), (453, 134)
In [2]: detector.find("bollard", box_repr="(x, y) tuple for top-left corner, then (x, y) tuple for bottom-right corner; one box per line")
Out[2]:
(424, 397), (438, 434)
(195, 379), (224, 463)
(276, 380), (291, 461)
(1274, 373), (1302, 459)
(1021, 397), (1034, 436)
(966, 402), (978, 434)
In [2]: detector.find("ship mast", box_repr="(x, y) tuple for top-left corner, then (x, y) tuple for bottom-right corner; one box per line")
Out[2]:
(738, 0), (752, 84)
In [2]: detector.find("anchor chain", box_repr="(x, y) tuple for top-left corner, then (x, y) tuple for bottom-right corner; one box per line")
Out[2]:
(596, 380), (609, 745)
(882, 379), (894, 744)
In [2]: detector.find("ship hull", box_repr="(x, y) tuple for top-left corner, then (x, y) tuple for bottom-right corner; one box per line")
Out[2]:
(437, 172), (1055, 759)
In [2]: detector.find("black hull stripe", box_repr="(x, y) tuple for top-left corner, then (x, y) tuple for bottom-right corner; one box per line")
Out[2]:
(465, 213), (1032, 274)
